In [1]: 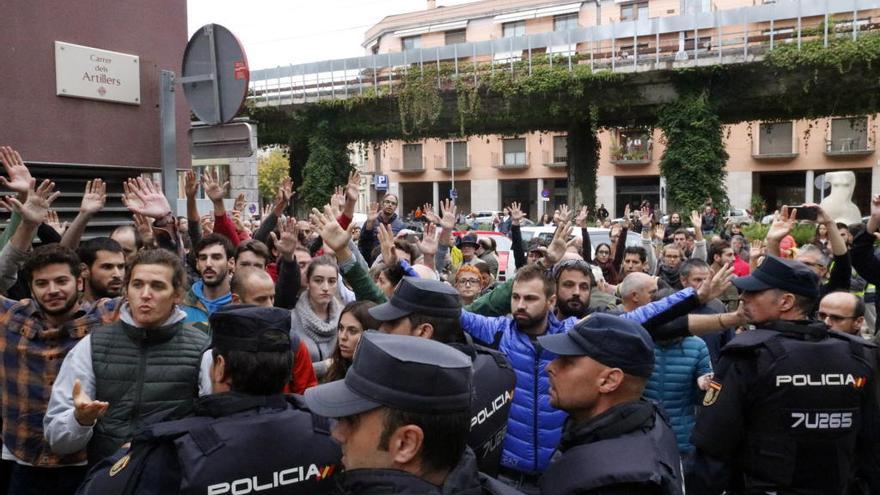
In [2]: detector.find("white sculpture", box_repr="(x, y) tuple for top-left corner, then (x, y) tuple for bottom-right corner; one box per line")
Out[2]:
(819, 171), (862, 225)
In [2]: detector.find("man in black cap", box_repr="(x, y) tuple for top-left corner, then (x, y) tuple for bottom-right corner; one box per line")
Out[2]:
(368, 277), (516, 476)
(689, 255), (880, 494)
(75, 305), (342, 495)
(303, 332), (519, 494)
(537, 313), (684, 495)
(460, 233), (481, 266)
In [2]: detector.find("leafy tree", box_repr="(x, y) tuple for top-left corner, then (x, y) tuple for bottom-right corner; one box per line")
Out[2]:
(257, 148), (290, 202)
(658, 93), (729, 214)
(299, 123), (354, 209)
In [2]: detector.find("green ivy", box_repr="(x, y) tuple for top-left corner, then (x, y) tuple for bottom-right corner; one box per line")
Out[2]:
(299, 122), (353, 210)
(657, 92), (729, 214)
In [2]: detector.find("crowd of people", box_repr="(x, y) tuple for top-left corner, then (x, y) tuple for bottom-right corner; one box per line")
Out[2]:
(0, 142), (879, 494)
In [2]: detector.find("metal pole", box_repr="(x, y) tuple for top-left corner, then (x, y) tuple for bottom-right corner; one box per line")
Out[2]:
(473, 44), (477, 86)
(330, 60), (335, 99)
(611, 24), (616, 71)
(343, 58), (348, 98)
(567, 31), (573, 70)
(853, 0), (859, 40)
(770, 18), (774, 50)
(373, 55), (378, 92)
(655, 27), (660, 65)
(797, 0), (802, 50)
(277, 66), (282, 105)
(454, 44), (459, 76)
(159, 70), (178, 216)
(510, 37), (514, 74)
(289, 64), (294, 104)
(633, 30), (638, 70)
(528, 36), (532, 75)
(744, 10), (749, 58)
(717, 12), (722, 63)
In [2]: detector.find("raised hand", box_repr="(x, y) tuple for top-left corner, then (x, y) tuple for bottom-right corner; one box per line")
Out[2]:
(510, 201), (524, 227)
(330, 186), (346, 217)
(767, 206), (797, 242)
(871, 194), (880, 221)
(201, 169), (228, 203)
(184, 170), (199, 200)
(419, 222), (438, 257)
(558, 204), (572, 223)
(310, 206), (350, 254)
(639, 207), (652, 228)
(200, 214), (214, 235)
(345, 170), (361, 203)
(545, 220), (573, 266)
(269, 216), (300, 261)
(552, 209), (562, 225)
(653, 223), (666, 241)
(749, 239), (763, 259)
(233, 192), (246, 213)
(575, 206), (589, 228)
(80, 179), (107, 215)
(0, 146), (34, 194)
(272, 177), (293, 216)
(133, 213), (156, 247)
(698, 262), (735, 304)
(439, 198), (457, 231)
(377, 223), (397, 265)
(423, 203), (441, 224)
(365, 202), (380, 228)
(46, 210), (69, 236)
(690, 210), (702, 231)
(73, 378), (109, 427)
(0, 179), (60, 225)
(122, 177), (171, 219)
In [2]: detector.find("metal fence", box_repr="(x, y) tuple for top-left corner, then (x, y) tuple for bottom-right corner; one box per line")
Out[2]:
(249, 0), (880, 106)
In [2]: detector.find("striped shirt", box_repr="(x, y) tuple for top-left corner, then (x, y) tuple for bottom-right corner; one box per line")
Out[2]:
(0, 296), (119, 466)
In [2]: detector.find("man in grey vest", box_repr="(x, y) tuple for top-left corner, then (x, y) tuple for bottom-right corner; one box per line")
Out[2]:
(44, 248), (210, 465)
(538, 313), (683, 495)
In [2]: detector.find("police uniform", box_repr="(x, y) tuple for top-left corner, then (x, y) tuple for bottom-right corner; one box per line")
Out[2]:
(304, 332), (522, 495)
(689, 256), (880, 494)
(75, 306), (342, 495)
(367, 277), (517, 476)
(537, 314), (684, 495)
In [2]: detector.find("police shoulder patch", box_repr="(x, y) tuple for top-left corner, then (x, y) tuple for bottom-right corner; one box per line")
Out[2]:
(109, 453), (131, 477)
(702, 380), (723, 406)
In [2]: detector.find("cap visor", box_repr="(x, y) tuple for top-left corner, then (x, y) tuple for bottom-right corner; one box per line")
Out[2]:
(731, 275), (772, 292)
(303, 380), (382, 418)
(537, 333), (587, 356)
(368, 302), (411, 322)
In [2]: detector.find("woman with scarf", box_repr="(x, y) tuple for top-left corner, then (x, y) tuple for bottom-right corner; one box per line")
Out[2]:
(291, 255), (343, 379)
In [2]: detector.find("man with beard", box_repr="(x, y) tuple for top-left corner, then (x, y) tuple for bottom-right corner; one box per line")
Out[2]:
(553, 258), (594, 320)
(358, 194), (405, 263)
(77, 238), (126, 303)
(182, 233), (235, 324)
(0, 173), (118, 495)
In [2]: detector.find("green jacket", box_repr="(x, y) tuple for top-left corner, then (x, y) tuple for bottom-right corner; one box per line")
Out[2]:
(340, 261), (514, 317)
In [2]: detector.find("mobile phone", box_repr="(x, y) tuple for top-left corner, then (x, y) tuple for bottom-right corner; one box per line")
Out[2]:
(785, 205), (818, 221)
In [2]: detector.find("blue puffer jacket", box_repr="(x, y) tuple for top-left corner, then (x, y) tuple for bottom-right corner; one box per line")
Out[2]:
(461, 287), (698, 474)
(644, 336), (712, 453)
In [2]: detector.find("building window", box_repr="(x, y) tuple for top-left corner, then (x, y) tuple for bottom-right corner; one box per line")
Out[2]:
(829, 117), (869, 152)
(446, 141), (468, 169)
(445, 29), (466, 45)
(758, 122), (794, 155)
(553, 135), (568, 163)
(554, 13), (579, 32)
(503, 138), (527, 166)
(401, 35), (421, 51)
(503, 21), (526, 38)
(610, 128), (653, 163)
(620, 2), (649, 21)
(403, 144), (423, 170)
(179, 164), (230, 199)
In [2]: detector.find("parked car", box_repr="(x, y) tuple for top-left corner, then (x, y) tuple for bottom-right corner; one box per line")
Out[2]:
(519, 226), (643, 258)
(470, 211), (501, 225)
(724, 208), (753, 225)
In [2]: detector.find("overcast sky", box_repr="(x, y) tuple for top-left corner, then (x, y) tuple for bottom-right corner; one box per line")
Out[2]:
(187, 0), (475, 70)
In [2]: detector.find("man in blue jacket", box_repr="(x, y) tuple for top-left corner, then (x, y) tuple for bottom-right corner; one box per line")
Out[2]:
(460, 224), (719, 493)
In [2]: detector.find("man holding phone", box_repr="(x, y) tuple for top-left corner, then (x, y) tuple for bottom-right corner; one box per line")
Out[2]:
(766, 204), (851, 304)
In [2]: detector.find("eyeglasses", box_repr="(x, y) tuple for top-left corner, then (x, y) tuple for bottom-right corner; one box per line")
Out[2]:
(818, 312), (857, 323)
(456, 278), (481, 286)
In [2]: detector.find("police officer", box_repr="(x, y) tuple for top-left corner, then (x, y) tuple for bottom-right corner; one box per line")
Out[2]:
(75, 305), (342, 495)
(689, 255), (880, 494)
(537, 313), (684, 495)
(367, 276), (516, 476)
(303, 332), (520, 494)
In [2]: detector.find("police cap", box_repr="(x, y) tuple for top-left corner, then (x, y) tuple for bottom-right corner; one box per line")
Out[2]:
(538, 313), (655, 378)
(368, 276), (461, 321)
(304, 332), (472, 418)
(209, 304), (291, 352)
(732, 254), (819, 298)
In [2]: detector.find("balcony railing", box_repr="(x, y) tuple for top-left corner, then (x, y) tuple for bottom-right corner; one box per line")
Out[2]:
(433, 154), (471, 172)
(752, 135), (799, 160)
(389, 156), (426, 173)
(248, 0), (880, 107)
(542, 150), (568, 167)
(492, 151), (531, 169)
(824, 137), (874, 156)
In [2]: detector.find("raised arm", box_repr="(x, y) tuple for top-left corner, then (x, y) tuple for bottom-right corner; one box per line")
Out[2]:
(765, 206), (797, 257)
(270, 216), (302, 309)
(509, 201), (528, 269)
(60, 179), (106, 248)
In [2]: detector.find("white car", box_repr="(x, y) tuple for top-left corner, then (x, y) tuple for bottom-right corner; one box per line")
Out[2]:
(470, 211), (501, 225)
(519, 226), (643, 258)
